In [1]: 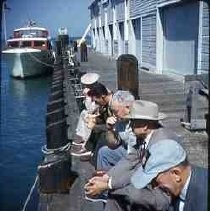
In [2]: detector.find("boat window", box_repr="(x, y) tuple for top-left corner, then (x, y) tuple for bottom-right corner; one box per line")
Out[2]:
(34, 41), (46, 47)
(42, 31), (48, 37)
(8, 41), (19, 48)
(21, 41), (32, 47)
(14, 31), (22, 38)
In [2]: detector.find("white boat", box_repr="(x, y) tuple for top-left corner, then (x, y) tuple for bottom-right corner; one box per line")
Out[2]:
(2, 22), (54, 78)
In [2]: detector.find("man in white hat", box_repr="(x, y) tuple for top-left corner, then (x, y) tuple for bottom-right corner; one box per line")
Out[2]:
(71, 72), (100, 156)
(84, 100), (182, 210)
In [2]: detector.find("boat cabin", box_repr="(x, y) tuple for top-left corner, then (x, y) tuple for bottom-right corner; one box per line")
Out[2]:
(14, 28), (48, 38)
(7, 27), (51, 50)
(7, 40), (51, 50)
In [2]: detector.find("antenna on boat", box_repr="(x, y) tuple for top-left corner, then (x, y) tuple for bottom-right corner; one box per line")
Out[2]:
(2, 0), (11, 44)
(28, 20), (36, 27)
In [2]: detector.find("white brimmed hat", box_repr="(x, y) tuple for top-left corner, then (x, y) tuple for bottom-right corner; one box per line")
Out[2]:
(80, 73), (100, 85)
(124, 100), (166, 120)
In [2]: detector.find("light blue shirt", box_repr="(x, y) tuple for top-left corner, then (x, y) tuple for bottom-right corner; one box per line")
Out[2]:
(115, 120), (137, 154)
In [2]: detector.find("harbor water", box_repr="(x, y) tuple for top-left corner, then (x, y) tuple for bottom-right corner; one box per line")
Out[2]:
(0, 57), (51, 211)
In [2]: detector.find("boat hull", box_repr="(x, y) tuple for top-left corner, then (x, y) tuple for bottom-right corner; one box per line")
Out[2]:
(2, 48), (53, 78)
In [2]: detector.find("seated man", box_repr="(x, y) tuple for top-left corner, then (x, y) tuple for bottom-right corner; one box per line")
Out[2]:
(76, 82), (113, 162)
(132, 139), (208, 211)
(71, 72), (100, 157)
(97, 90), (135, 172)
(85, 100), (182, 210)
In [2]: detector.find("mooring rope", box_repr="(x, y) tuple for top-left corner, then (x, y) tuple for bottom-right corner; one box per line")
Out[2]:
(41, 142), (71, 155)
(25, 48), (55, 67)
(22, 175), (38, 211)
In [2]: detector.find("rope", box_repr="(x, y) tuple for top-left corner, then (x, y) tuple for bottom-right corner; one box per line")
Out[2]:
(25, 48), (55, 67)
(41, 142), (71, 155)
(26, 48), (76, 68)
(22, 175), (38, 211)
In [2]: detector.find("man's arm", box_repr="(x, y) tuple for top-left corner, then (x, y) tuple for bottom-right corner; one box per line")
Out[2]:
(107, 151), (140, 189)
(109, 184), (172, 211)
(84, 152), (140, 196)
(106, 130), (121, 149)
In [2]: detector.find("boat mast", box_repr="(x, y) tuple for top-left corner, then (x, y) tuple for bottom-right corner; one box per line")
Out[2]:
(2, 1), (8, 44)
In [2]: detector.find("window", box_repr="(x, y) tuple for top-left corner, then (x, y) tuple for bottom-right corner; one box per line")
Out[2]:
(34, 41), (46, 47)
(21, 41), (32, 47)
(8, 41), (19, 48)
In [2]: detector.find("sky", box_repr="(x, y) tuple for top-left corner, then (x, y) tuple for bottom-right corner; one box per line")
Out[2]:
(2, 0), (92, 39)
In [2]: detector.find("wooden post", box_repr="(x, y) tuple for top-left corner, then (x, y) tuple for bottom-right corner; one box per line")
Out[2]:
(117, 54), (139, 99)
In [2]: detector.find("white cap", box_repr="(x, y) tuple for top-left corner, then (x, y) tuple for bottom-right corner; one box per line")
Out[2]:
(80, 73), (100, 85)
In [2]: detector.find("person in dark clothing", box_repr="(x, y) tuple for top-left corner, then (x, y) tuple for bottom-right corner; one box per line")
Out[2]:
(72, 83), (113, 164)
(80, 41), (88, 62)
(83, 41), (88, 62)
(80, 41), (84, 62)
(73, 41), (78, 52)
(84, 83), (113, 164)
(186, 88), (193, 123)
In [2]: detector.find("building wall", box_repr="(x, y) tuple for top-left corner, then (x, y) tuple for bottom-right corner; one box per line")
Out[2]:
(128, 20), (136, 55)
(101, 4), (105, 26)
(200, 1), (209, 73)
(115, 0), (125, 22)
(141, 13), (156, 70)
(157, 0), (181, 5)
(89, 0), (209, 76)
(107, 0), (114, 24)
(130, 0), (156, 18)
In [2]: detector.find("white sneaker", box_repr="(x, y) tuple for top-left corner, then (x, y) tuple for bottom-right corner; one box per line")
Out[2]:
(71, 149), (92, 157)
(85, 194), (107, 203)
(72, 141), (84, 146)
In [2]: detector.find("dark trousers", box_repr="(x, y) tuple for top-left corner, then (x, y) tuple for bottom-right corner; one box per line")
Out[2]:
(187, 106), (191, 123)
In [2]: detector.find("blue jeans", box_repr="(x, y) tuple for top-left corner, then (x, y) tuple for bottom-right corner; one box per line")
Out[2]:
(97, 146), (127, 171)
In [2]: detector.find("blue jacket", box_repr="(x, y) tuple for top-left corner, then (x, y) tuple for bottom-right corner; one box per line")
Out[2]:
(173, 166), (208, 211)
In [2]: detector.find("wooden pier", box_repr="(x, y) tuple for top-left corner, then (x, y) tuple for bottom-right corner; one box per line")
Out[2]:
(35, 49), (208, 211)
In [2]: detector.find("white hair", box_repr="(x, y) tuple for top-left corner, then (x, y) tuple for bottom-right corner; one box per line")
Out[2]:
(112, 90), (135, 106)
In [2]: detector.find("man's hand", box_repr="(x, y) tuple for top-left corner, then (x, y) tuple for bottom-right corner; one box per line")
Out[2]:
(85, 114), (99, 129)
(106, 116), (117, 130)
(83, 87), (90, 95)
(84, 175), (109, 196)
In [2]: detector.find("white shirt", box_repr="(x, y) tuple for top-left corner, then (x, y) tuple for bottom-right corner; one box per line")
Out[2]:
(84, 96), (97, 112)
(179, 170), (192, 211)
(144, 130), (154, 149)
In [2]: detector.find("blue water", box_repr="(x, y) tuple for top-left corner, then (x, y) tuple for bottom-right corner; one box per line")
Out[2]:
(0, 57), (51, 211)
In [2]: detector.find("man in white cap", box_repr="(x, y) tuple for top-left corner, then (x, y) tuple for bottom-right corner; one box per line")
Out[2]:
(131, 139), (208, 211)
(85, 100), (182, 210)
(71, 72), (100, 156)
